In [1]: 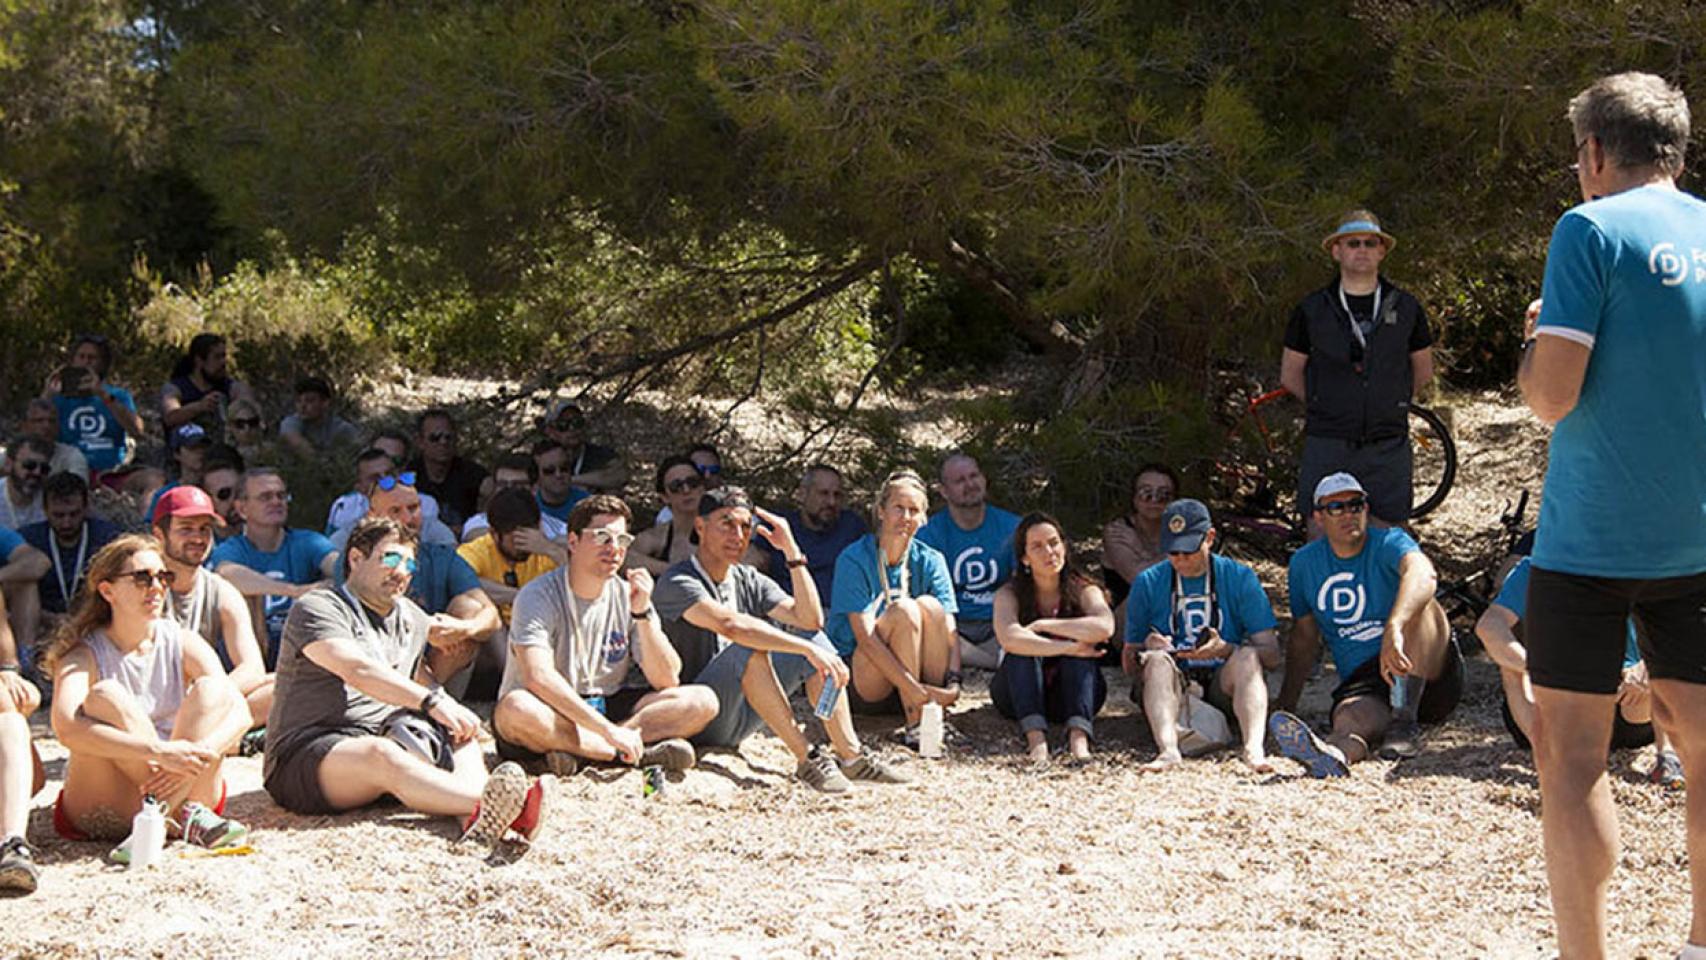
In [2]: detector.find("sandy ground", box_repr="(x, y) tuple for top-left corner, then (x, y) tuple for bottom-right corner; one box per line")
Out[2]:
(2, 388), (1695, 959)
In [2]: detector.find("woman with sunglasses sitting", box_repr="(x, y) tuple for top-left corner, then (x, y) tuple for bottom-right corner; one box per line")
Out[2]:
(43, 534), (252, 859)
(1101, 463), (1177, 651)
(628, 456), (707, 576)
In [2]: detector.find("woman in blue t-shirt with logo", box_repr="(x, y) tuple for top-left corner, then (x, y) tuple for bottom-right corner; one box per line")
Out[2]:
(990, 513), (1113, 765)
(828, 469), (960, 744)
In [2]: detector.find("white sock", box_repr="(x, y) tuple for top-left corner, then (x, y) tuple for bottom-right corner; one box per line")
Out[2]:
(1676, 942), (1706, 960)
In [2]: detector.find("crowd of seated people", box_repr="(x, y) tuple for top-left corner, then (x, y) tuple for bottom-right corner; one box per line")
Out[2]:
(0, 333), (1682, 901)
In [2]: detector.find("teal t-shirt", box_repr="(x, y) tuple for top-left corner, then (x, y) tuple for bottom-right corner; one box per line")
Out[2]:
(1287, 527), (1419, 679)
(1124, 554), (1277, 669)
(1532, 185), (1706, 578)
(827, 535), (957, 657)
(914, 506), (1021, 622)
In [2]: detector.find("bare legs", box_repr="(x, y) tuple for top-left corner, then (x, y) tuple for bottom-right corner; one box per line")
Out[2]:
(492, 686), (718, 763)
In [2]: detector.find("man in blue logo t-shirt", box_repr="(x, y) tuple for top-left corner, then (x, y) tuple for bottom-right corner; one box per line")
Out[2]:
(1516, 73), (1706, 958)
(1271, 472), (1460, 778)
(915, 454), (1020, 671)
(1123, 499), (1279, 773)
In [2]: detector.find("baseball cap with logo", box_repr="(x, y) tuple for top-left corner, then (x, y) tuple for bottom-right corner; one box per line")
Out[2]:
(1312, 472), (1367, 505)
(173, 423), (213, 448)
(1160, 498), (1213, 554)
(151, 484), (227, 528)
(697, 485), (754, 517)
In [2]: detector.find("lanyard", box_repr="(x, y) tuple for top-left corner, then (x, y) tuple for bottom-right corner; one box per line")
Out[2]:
(49, 525), (90, 609)
(1169, 561), (1219, 647)
(1336, 283), (1382, 352)
(872, 539), (910, 614)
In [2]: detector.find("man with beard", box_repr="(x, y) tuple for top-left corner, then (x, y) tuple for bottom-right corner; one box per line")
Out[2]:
(759, 464), (866, 602)
(916, 453), (1021, 671)
(409, 409), (486, 535)
(0, 439), (51, 533)
(5, 399), (87, 481)
(18, 473), (120, 630)
(161, 333), (255, 452)
(153, 486), (273, 731)
(458, 488), (559, 622)
(539, 402), (627, 495)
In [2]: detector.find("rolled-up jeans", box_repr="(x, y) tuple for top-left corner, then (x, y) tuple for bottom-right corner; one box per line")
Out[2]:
(990, 653), (1108, 737)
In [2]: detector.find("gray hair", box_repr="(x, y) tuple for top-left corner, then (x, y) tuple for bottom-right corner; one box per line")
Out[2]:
(1569, 72), (1691, 176)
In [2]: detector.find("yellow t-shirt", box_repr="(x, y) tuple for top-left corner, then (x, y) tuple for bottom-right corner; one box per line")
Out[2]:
(456, 534), (560, 621)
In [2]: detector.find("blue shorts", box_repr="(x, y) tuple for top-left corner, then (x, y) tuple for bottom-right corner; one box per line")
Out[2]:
(690, 632), (831, 748)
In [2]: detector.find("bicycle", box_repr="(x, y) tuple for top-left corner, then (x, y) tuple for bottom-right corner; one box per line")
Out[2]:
(1434, 489), (1532, 643)
(1208, 384), (1459, 563)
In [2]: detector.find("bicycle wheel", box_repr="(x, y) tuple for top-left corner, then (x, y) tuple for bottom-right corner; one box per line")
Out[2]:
(1409, 403), (1457, 519)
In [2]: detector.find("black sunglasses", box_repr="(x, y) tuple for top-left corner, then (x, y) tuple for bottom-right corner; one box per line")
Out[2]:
(16, 460), (51, 475)
(665, 475), (705, 495)
(1315, 496), (1368, 516)
(230, 417), (262, 429)
(425, 431), (455, 444)
(110, 568), (176, 590)
(550, 417), (586, 431)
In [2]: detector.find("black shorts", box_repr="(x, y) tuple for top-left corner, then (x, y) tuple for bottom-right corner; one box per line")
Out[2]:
(1499, 696), (1654, 753)
(1527, 566), (1706, 694)
(265, 711), (454, 815)
(1330, 636), (1464, 725)
(493, 687), (651, 765)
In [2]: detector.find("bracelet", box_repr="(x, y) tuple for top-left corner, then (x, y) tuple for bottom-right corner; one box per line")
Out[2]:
(787, 557), (809, 569)
(632, 607), (654, 619)
(0, 664), (18, 673)
(419, 688), (444, 714)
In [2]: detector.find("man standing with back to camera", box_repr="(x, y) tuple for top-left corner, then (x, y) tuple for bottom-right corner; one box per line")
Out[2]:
(1280, 210), (1435, 530)
(1520, 71), (1706, 960)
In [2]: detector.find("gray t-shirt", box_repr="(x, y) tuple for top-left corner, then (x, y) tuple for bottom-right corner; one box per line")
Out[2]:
(653, 557), (789, 683)
(498, 571), (652, 699)
(164, 568), (248, 671)
(279, 413), (361, 450)
(265, 586), (430, 774)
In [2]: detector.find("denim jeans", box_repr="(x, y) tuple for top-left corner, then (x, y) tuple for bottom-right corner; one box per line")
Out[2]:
(990, 653), (1107, 737)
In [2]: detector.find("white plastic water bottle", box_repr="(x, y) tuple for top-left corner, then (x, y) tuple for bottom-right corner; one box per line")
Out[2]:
(918, 702), (945, 758)
(128, 796), (168, 870)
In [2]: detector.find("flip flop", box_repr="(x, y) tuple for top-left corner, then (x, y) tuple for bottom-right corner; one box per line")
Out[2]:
(1268, 711), (1349, 779)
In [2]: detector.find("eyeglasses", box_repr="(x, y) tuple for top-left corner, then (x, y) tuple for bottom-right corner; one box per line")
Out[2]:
(375, 471), (417, 492)
(110, 568), (176, 590)
(1569, 137), (1590, 174)
(229, 417), (261, 430)
(1315, 496), (1368, 516)
(550, 417), (586, 431)
(696, 463), (722, 476)
(1339, 238), (1384, 250)
(582, 527), (635, 549)
(252, 491), (292, 504)
(425, 432), (455, 444)
(1135, 485), (1173, 503)
(665, 475), (705, 495)
(380, 550), (418, 574)
(211, 486), (235, 501)
(15, 460), (50, 475)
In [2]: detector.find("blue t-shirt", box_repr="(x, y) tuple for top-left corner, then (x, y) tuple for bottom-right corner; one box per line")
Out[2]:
(1288, 527), (1420, 679)
(1495, 557), (1640, 669)
(1532, 185), (1706, 578)
(914, 506), (1022, 622)
(827, 535), (958, 657)
(0, 527), (23, 563)
(761, 508), (867, 601)
(537, 489), (589, 524)
(1124, 555), (1277, 669)
(20, 518), (123, 613)
(406, 541), (481, 615)
(210, 528), (337, 663)
(54, 386), (137, 472)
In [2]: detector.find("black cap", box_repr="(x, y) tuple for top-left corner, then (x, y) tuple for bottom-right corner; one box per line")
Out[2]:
(697, 485), (753, 517)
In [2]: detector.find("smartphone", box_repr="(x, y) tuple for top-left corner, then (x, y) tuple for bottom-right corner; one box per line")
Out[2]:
(59, 366), (91, 397)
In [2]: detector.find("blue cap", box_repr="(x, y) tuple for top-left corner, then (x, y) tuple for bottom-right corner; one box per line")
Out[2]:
(1321, 213), (1397, 254)
(1160, 499), (1212, 554)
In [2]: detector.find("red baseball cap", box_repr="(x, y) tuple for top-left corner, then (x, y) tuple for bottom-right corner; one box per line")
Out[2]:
(151, 485), (228, 528)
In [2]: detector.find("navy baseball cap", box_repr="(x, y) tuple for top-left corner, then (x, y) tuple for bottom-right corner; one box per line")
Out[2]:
(1160, 499), (1212, 554)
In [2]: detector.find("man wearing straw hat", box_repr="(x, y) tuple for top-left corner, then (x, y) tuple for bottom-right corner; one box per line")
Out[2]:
(1280, 210), (1435, 529)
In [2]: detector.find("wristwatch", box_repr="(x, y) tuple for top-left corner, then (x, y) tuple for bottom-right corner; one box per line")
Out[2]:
(787, 557), (809, 569)
(420, 688), (444, 714)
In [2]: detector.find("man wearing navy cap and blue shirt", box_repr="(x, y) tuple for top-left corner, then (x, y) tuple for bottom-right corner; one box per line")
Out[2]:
(1271, 472), (1460, 777)
(1280, 210), (1435, 529)
(1123, 499), (1280, 773)
(916, 453), (1021, 671)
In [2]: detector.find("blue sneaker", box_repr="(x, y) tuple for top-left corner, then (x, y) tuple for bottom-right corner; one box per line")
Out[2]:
(1269, 711), (1349, 779)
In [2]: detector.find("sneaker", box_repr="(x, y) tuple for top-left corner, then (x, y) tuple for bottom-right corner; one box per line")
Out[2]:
(0, 836), (39, 895)
(544, 750), (580, 778)
(840, 750), (915, 785)
(794, 745), (852, 794)
(1378, 718), (1423, 760)
(178, 802), (249, 850)
(459, 761), (529, 850)
(1650, 750), (1686, 791)
(238, 728), (267, 758)
(507, 776), (553, 845)
(1269, 711), (1349, 779)
(638, 738), (697, 772)
(890, 725), (921, 752)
